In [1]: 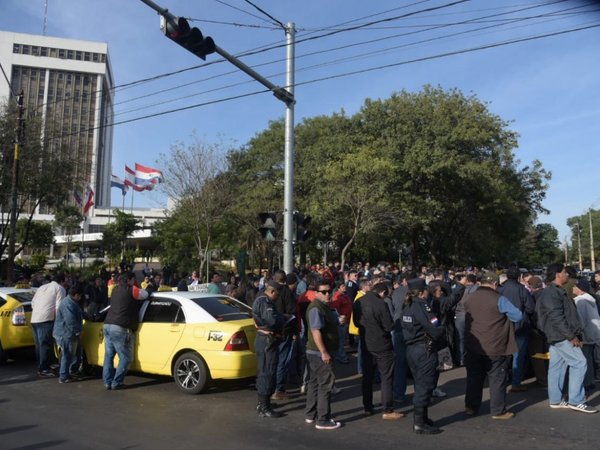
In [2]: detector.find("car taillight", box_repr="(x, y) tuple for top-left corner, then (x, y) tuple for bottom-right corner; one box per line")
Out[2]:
(12, 306), (27, 326)
(224, 331), (249, 351)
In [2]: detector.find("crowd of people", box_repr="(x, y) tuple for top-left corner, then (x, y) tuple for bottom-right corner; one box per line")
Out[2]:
(250, 261), (600, 433)
(21, 258), (600, 434)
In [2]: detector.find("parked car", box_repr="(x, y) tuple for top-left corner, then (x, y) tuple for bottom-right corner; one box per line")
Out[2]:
(81, 292), (257, 394)
(0, 288), (35, 363)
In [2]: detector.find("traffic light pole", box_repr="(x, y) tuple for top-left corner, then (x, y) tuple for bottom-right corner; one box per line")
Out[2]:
(141, 0), (296, 273)
(282, 24), (295, 274)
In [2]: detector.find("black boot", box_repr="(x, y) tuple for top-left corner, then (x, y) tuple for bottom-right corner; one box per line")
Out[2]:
(424, 407), (435, 426)
(413, 406), (442, 434)
(257, 399), (282, 418)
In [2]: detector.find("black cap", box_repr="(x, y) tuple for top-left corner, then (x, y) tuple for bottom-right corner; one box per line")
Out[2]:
(408, 278), (426, 291)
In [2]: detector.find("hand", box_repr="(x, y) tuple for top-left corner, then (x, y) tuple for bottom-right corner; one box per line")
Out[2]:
(321, 351), (332, 364)
(570, 337), (582, 348)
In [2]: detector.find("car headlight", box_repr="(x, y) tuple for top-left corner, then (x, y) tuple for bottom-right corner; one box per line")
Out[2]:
(12, 306), (27, 326)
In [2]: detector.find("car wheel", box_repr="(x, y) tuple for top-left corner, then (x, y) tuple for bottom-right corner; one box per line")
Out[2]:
(173, 352), (210, 394)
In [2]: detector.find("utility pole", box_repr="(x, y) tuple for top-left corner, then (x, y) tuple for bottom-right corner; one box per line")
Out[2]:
(139, 0), (296, 273)
(6, 91), (24, 284)
(576, 222), (583, 271)
(590, 208), (596, 272)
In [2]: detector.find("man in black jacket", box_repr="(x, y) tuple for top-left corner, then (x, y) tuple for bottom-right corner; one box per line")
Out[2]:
(537, 263), (597, 414)
(498, 266), (535, 392)
(354, 282), (404, 419)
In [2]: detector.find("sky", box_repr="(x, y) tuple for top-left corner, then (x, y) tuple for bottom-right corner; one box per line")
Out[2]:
(1, 0), (599, 243)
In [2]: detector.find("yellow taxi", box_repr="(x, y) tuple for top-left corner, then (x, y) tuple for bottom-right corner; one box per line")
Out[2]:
(82, 292), (257, 394)
(0, 288), (35, 363)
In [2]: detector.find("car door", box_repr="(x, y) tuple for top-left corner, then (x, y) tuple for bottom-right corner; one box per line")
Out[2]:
(135, 298), (185, 373)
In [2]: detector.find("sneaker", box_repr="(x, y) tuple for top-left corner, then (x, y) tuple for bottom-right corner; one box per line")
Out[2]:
(491, 411), (515, 420)
(315, 419), (341, 430)
(549, 401), (569, 409)
(111, 384), (127, 390)
(432, 388), (447, 398)
(271, 391), (289, 400)
(58, 378), (73, 384)
(305, 417), (315, 424)
(567, 403), (598, 414)
(300, 384), (306, 394)
(38, 370), (56, 378)
(331, 386), (341, 395)
(382, 411), (404, 420)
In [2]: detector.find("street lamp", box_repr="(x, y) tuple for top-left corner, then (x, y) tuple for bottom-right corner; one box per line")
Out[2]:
(316, 240), (336, 266)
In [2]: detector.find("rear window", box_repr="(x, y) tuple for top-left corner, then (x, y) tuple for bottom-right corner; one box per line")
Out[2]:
(190, 296), (252, 322)
(8, 293), (34, 303)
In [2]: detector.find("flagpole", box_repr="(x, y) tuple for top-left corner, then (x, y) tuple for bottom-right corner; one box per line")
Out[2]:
(131, 189), (134, 214)
(122, 190), (126, 211)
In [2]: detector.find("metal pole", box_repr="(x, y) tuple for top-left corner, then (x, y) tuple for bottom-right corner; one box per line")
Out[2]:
(577, 223), (583, 271)
(590, 209), (596, 272)
(282, 23), (295, 274)
(6, 91), (24, 284)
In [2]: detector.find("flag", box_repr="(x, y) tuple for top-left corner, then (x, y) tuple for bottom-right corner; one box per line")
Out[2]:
(135, 162), (163, 186)
(83, 184), (94, 215)
(124, 165), (147, 192)
(73, 189), (83, 207)
(111, 174), (129, 196)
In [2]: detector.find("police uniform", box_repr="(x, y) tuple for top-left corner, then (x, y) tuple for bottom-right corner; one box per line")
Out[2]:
(252, 291), (285, 417)
(401, 281), (444, 434)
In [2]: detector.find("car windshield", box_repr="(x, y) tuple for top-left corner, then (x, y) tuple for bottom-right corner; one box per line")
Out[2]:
(190, 296), (252, 322)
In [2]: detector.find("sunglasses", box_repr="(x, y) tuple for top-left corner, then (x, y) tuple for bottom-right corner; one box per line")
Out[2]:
(318, 289), (331, 295)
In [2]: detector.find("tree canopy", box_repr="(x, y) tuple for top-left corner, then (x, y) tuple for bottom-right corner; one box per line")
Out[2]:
(157, 86), (552, 270)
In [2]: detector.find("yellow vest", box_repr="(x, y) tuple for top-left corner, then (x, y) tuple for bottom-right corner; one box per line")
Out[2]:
(348, 290), (365, 336)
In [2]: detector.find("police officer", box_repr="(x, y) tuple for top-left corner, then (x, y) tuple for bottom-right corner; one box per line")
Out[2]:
(252, 280), (286, 418)
(401, 278), (444, 434)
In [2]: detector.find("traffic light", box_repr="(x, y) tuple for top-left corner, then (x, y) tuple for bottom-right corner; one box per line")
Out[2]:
(295, 213), (311, 244)
(160, 16), (216, 60)
(258, 212), (277, 241)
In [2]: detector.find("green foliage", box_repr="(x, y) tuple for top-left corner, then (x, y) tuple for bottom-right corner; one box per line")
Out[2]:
(161, 86), (550, 269)
(16, 219), (54, 252)
(566, 209), (600, 268)
(101, 210), (139, 260)
(518, 223), (562, 268)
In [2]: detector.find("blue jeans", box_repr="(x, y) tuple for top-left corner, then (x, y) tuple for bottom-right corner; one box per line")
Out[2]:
(275, 334), (293, 392)
(454, 314), (465, 365)
(392, 329), (408, 400)
(548, 340), (587, 405)
(32, 321), (55, 372)
(102, 324), (135, 389)
(512, 333), (529, 386)
(336, 323), (349, 361)
(56, 336), (79, 381)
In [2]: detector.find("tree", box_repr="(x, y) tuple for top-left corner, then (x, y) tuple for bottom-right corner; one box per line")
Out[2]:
(518, 223), (562, 268)
(0, 101), (75, 268)
(567, 209), (600, 269)
(101, 210), (139, 265)
(16, 219), (54, 254)
(158, 136), (232, 277)
(54, 205), (83, 263)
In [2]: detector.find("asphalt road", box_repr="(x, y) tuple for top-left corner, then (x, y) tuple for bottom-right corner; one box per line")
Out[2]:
(1, 351), (599, 450)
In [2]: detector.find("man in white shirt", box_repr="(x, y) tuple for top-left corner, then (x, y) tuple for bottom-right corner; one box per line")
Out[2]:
(31, 274), (68, 377)
(573, 278), (600, 388)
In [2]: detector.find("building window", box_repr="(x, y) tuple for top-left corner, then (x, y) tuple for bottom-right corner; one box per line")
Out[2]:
(40, 47), (48, 56)
(92, 53), (99, 62)
(84, 52), (91, 61)
(67, 50), (74, 59)
(13, 43), (20, 53)
(50, 48), (57, 57)
(31, 46), (40, 56)
(59, 49), (65, 58)
(76, 51), (82, 60)
(22, 45), (30, 55)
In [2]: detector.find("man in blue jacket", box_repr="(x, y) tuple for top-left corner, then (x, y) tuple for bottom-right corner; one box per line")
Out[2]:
(52, 283), (84, 384)
(498, 266), (535, 392)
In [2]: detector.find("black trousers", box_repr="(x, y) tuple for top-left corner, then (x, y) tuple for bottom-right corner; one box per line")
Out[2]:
(305, 353), (336, 422)
(465, 351), (510, 416)
(255, 334), (280, 401)
(406, 343), (438, 407)
(362, 348), (395, 412)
